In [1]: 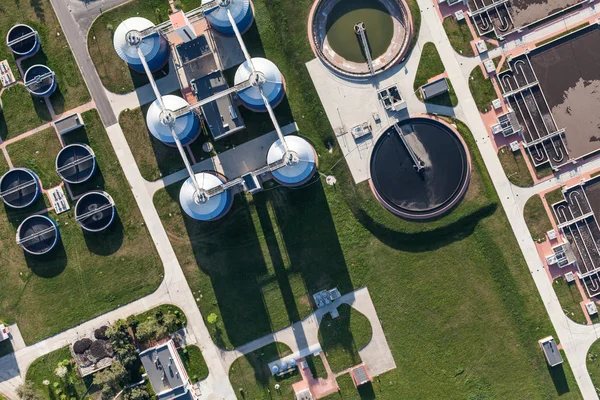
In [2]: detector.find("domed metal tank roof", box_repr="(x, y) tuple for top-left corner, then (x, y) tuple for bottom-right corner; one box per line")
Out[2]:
(24, 64), (56, 97)
(267, 135), (317, 186)
(235, 57), (284, 111)
(146, 95), (200, 146)
(0, 168), (40, 209)
(179, 172), (233, 221)
(202, 0), (254, 36)
(6, 24), (39, 57)
(16, 215), (59, 256)
(113, 17), (169, 72)
(56, 144), (96, 184)
(75, 191), (116, 232)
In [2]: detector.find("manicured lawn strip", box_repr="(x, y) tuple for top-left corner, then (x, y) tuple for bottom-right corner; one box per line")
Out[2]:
(321, 372), (362, 400)
(587, 339), (600, 388)
(6, 127), (62, 189)
(319, 304), (372, 373)
(443, 17), (475, 56)
(0, 0), (89, 115)
(545, 187), (565, 206)
(88, 0), (193, 94)
(229, 342), (301, 399)
(497, 146), (534, 187)
(132, 304), (187, 327)
(413, 42), (445, 91)
(25, 346), (90, 398)
(591, 170), (600, 179)
(119, 106), (185, 181)
(0, 85), (51, 140)
(534, 163), (554, 180)
(469, 66), (497, 113)
(178, 345), (209, 383)
(553, 278), (587, 324)
(0, 109), (163, 344)
(0, 150), (9, 176)
(523, 195), (552, 242)
(536, 22), (590, 47)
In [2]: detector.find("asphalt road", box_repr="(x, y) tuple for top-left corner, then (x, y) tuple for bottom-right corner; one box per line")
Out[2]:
(48, 0), (124, 126)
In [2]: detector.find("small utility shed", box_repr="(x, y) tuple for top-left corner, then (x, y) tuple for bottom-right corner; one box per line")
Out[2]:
(351, 365), (371, 386)
(54, 113), (84, 135)
(420, 77), (449, 100)
(538, 336), (563, 367)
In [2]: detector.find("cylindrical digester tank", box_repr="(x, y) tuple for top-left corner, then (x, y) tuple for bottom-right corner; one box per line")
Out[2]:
(16, 215), (60, 255)
(113, 17), (170, 73)
(179, 172), (233, 221)
(146, 95), (200, 145)
(24, 64), (56, 97)
(0, 168), (41, 208)
(234, 57), (284, 111)
(56, 144), (96, 184)
(75, 191), (116, 233)
(202, 0), (254, 36)
(267, 135), (317, 186)
(6, 24), (40, 57)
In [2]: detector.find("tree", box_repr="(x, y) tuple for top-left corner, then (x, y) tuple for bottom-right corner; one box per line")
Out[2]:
(207, 313), (218, 324)
(136, 317), (166, 342)
(93, 360), (127, 399)
(173, 0), (183, 10)
(107, 320), (137, 368)
(16, 381), (43, 400)
(106, 23), (114, 33)
(55, 365), (68, 379)
(124, 386), (151, 400)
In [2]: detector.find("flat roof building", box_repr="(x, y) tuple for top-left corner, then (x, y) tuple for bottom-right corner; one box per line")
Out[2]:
(538, 336), (563, 367)
(420, 77), (449, 100)
(140, 340), (194, 400)
(54, 113), (84, 135)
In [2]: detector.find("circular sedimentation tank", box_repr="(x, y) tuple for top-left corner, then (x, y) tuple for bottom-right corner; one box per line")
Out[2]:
(55, 144), (97, 184)
(234, 57), (284, 111)
(6, 24), (40, 57)
(202, 0), (254, 36)
(179, 172), (233, 221)
(24, 64), (56, 97)
(75, 191), (116, 232)
(309, 0), (413, 77)
(267, 135), (317, 186)
(0, 168), (40, 209)
(16, 215), (59, 255)
(113, 17), (170, 73)
(369, 117), (470, 219)
(146, 95), (200, 146)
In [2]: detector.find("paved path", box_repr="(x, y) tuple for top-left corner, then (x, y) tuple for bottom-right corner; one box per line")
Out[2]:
(220, 287), (396, 379)
(416, 0), (600, 397)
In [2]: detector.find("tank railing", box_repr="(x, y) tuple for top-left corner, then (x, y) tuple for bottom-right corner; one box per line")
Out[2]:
(227, 9), (256, 73)
(75, 203), (114, 222)
(17, 227), (56, 245)
(56, 154), (95, 174)
(136, 47), (204, 198)
(7, 31), (37, 47)
(24, 71), (55, 88)
(0, 180), (37, 198)
(174, 78), (252, 117)
(261, 90), (289, 154)
(393, 123), (425, 171)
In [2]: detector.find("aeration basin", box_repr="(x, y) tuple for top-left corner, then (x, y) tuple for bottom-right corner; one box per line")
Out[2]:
(75, 191), (116, 232)
(16, 215), (59, 255)
(0, 168), (40, 209)
(6, 24), (39, 57)
(369, 117), (470, 219)
(56, 144), (97, 184)
(24, 64), (56, 97)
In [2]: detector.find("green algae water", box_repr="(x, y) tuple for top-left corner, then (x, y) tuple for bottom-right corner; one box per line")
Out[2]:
(325, 0), (394, 63)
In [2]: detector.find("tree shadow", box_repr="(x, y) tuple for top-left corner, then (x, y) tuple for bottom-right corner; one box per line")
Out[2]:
(0, 109), (7, 141)
(82, 211), (124, 256)
(546, 363), (571, 396)
(29, 0), (45, 22)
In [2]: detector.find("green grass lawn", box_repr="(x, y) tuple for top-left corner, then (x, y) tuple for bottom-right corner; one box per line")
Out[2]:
(413, 42), (458, 107)
(0, 110), (163, 344)
(6, 127), (63, 189)
(119, 106), (186, 181)
(534, 162), (554, 180)
(587, 339), (600, 388)
(0, 150), (9, 176)
(318, 304), (372, 373)
(178, 345), (209, 383)
(523, 195), (552, 242)
(497, 146), (534, 187)
(545, 187), (565, 206)
(132, 304), (187, 327)
(152, 0), (582, 396)
(88, 0), (200, 94)
(305, 353), (328, 379)
(553, 278), (587, 324)
(443, 17), (475, 56)
(469, 66), (497, 113)
(25, 346), (90, 398)
(0, 85), (51, 140)
(229, 342), (301, 399)
(321, 373), (365, 400)
(0, 0), (89, 116)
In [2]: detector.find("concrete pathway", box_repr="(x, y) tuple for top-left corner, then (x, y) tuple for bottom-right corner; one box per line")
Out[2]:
(220, 287), (396, 380)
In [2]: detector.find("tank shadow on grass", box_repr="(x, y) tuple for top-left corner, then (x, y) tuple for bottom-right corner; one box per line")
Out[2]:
(547, 363), (571, 396)
(82, 211), (124, 256)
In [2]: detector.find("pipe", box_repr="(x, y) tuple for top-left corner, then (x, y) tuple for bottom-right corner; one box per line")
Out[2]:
(226, 9), (255, 73)
(261, 89), (289, 154)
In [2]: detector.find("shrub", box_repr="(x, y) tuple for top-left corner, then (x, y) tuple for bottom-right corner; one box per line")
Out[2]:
(95, 326), (109, 340)
(73, 338), (92, 354)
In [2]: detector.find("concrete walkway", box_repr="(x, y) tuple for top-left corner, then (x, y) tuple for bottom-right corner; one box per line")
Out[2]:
(220, 287), (396, 379)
